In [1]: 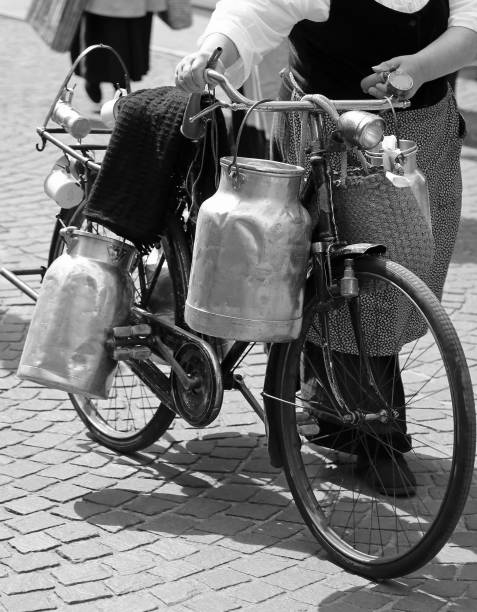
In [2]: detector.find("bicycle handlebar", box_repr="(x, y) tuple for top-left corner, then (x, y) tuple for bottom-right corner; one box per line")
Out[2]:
(182, 68), (410, 139)
(205, 69), (410, 112)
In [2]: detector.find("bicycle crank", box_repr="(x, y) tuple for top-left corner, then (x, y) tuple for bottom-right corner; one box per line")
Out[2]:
(128, 307), (224, 427)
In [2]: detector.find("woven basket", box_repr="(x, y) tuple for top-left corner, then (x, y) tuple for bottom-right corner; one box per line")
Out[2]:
(309, 169), (436, 356)
(27, 0), (87, 53)
(333, 170), (434, 282)
(161, 0), (192, 30)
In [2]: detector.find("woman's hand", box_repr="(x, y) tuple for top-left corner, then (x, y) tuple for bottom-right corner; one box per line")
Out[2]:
(175, 52), (212, 92)
(175, 51), (226, 93)
(361, 55), (425, 100)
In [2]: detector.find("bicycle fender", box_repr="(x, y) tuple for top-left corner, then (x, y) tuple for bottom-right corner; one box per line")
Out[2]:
(263, 344), (284, 468)
(331, 243), (386, 259)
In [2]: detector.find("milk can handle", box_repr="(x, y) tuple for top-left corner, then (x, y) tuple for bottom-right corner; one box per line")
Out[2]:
(228, 98), (273, 188)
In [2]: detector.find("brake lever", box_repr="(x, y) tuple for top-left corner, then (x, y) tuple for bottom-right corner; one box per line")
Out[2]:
(180, 47), (223, 141)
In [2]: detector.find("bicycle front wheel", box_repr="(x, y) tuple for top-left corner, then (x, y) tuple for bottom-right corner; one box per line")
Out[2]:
(48, 205), (190, 453)
(270, 256), (475, 579)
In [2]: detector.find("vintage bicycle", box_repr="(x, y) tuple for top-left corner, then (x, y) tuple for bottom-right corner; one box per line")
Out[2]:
(1, 49), (475, 581)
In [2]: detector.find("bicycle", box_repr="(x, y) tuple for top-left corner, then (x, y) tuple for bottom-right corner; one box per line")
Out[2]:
(2, 57), (475, 581)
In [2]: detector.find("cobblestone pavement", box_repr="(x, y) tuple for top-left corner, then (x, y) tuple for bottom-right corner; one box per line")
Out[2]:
(1, 15), (477, 612)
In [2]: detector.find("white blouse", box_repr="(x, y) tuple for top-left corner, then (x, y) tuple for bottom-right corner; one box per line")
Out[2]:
(200, 0), (477, 84)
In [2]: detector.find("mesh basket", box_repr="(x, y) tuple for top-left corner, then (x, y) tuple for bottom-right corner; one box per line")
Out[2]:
(333, 169), (434, 284)
(27, 0), (87, 53)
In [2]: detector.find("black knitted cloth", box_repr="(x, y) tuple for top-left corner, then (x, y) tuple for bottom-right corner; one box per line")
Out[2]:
(84, 86), (227, 250)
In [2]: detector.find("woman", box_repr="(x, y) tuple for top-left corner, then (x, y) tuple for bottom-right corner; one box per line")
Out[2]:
(175, 0), (477, 496)
(71, 0), (166, 106)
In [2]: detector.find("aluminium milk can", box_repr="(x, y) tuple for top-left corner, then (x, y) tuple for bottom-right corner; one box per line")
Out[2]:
(17, 229), (136, 399)
(185, 157), (311, 342)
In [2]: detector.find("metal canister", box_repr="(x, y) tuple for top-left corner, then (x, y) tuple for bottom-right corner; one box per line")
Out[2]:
(185, 157), (311, 342)
(17, 230), (136, 398)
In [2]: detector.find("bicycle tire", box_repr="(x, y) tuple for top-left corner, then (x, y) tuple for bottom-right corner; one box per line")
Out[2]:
(48, 203), (191, 453)
(270, 256), (475, 579)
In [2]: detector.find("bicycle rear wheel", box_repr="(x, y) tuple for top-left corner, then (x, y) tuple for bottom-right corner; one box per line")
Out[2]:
(270, 256), (475, 579)
(48, 204), (190, 453)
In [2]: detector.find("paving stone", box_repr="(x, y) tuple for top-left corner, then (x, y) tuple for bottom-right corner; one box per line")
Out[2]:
(23, 432), (68, 449)
(15, 475), (56, 493)
(123, 494), (176, 515)
(290, 581), (339, 606)
(224, 580), (283, 604)
(83, 489), (138, 509)
(91, 509), (143, 533)
(3, 552), (60, 573)
(176, 498), (230, 519)
(10, 533), (59, 553)
(37, 463), (86, 481)
(193, 458), (240, 473)
(50, 500), (110, 521)
(146, 538), (199, 561)
(4, 495), (52, 515)
(0, 525), (15, 541)
(30, 449), (78, 465)
(225, 502), (280, 521)
(0, 431), (28, 447)
(149, 559), (202, 582)
(0, 572), (55, 595)
(1, 446), (37, 460)
(112, 478), (159, 494)
(195, 516), (256, 538)
(72, 474), (117, 490)
(228, 554), (296, 578)
(138, 514), (198, 537)
(2, 592), (57, 611)
(58, 541), (112, 563)
(152, 578), (208, 606)
(71, 453), (112, 469)
(100, 592), (162, 612)
(51, 562), (113, 586)
(6, 511), (64, 535)
(203, 484), (258, 502)
(46, 522), (100, 544)
(41, 483), (90, 503)
(184, 592), (243, 612)
(105, 572), (163, 596)
(56, 581), (113, 605)
(195, 567), (250, 590)
(0, 460), (44, 479)
(101, 551), (156, 575)
(391, 591), (446, 612)
(100, 530), (158, 552)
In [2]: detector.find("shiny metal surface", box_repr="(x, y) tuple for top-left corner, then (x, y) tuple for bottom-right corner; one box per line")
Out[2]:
(185, 157), (311, 342)
(17, 231), (136, 399)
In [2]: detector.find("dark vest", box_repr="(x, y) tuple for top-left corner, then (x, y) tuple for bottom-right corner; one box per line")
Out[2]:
(289, 0), (449, 107)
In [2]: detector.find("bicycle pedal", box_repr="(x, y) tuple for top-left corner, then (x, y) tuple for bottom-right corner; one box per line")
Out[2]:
(112, 324), (152, 338)
(113, 346), (152, 361)
(296, 412), (320, 437)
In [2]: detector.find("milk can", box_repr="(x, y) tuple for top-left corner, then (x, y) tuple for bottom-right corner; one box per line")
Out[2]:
(17, 229), (136, 398)
(185, 157), (311, 342)
(366, 139), (431, 227)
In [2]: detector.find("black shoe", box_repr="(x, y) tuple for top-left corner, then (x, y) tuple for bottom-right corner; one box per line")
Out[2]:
(85, 81), (102, 104)
(357, 451), (416, 497)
